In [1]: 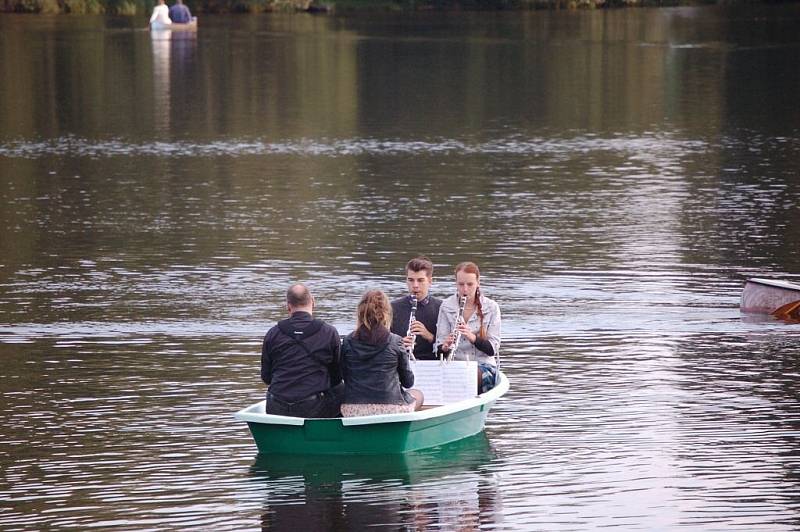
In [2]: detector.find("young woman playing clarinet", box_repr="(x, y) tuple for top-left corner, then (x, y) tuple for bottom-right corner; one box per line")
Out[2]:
(435, 262), (501, 394)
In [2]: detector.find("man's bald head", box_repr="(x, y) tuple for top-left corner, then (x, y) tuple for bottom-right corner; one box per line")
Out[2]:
(286, 283), (313, 314)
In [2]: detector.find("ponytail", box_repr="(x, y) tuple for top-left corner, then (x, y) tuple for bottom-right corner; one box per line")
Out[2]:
(475, 286), (486, 339)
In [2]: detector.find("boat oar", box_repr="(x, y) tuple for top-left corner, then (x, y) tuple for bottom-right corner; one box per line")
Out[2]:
(771, 300), (800, 323)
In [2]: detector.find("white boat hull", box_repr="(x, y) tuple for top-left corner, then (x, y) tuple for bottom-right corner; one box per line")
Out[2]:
(741, 278), (800, 314)
(151, 16), (197, 31)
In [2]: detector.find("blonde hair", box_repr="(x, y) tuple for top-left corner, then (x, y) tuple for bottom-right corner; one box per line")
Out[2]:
(356, 290), (392, 333)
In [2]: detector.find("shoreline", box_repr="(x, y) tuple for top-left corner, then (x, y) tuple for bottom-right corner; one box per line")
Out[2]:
(0, 0), (776, 15)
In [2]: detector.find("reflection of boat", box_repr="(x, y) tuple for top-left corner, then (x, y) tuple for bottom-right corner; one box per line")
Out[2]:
(250, 433), (499, 530)
(236, 371), (509, 455)
(150, 16), (197, 31)
(741, 278), (800, 314)
(250, 432), (495, 484)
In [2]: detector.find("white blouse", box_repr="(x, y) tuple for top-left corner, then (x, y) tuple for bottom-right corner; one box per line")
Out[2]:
(149, 4), (171, 25)
(434, 293), (501, 366)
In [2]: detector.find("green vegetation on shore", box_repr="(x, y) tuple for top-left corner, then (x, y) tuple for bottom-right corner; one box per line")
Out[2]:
(0, 0), (747, 15)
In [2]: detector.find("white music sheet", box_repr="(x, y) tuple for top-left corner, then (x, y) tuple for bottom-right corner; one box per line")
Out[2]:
(410, 360), (477, 405)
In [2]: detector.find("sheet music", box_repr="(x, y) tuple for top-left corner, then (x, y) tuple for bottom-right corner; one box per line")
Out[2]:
(411, 360), (477, 405)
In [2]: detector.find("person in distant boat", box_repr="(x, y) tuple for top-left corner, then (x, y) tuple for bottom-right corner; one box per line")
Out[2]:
(149, 0), (172, 26)
(390, 256), (442, 360)
(168, 0), (192, 24)
(340, 290), (424, 416)
(261, 284), (344, 418)
(435, 262), (501, 394)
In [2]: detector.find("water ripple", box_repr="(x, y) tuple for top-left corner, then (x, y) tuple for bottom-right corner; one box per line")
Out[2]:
(0, 134), (708, 159)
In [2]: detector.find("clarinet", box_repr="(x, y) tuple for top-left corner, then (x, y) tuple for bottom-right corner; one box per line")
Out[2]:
(406, 296), (418, 358)
(448, 295), (468, 361)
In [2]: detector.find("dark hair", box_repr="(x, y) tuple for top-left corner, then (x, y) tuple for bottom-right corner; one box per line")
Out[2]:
(286, 284), (312, 308)
(406, 256), (433, 278)
(455, 262), (486, 339)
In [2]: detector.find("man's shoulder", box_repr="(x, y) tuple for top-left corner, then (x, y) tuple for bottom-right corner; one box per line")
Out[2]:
(263, 323), (283, 343)
(317, 319), (338, 331)
(266, 316), (337, 334)
(418, 296), (442, 322)
(390, 297), (410, 317)
(428, 295), (443, 307)
(390, 296), (408, 308)
(312, 319), (341, 340)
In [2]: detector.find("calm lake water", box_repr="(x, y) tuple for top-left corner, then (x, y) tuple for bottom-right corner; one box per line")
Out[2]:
(2, 5), (800, 530)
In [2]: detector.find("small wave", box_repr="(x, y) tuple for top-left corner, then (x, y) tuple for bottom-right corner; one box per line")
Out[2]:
(0, 134), (707, 159)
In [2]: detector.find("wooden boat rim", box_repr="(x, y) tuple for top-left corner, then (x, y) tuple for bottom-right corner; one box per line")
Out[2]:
(235, 370), (509, 427)
(150, 16), (198, 31)
(746, 277), (800, 292)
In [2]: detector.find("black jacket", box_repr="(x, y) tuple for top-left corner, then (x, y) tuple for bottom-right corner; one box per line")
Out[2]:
(341, 328), (414, 405)
(390, 295), (442, 360)
(261, 311), (342, 402)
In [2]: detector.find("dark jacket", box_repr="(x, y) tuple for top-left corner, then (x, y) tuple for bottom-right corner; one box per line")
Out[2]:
(341, 327), (414, 405)
(261, 311), (342, 402)
(390, 295), (442, 360)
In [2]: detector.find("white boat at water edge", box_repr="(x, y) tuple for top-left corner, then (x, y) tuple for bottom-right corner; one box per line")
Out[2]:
(151, 16), (198, 31)
(741, 277), (800, 317)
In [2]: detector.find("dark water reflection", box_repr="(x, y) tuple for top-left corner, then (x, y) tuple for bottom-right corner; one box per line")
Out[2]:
(252, 434), (499, 529)
(2, 5), (800, 530)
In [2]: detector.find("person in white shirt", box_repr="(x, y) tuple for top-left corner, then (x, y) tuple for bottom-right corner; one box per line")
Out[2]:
(149, 0), (172, 27)
(435, 261), (501, 394)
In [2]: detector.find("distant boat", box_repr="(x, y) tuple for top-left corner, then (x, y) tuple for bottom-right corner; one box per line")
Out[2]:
(150, 16), (197, 32)
(741, 277), (800, 315)
(235, 371), (509, 455)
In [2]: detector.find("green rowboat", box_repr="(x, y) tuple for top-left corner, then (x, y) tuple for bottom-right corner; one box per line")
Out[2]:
(236, 371), (509, 455)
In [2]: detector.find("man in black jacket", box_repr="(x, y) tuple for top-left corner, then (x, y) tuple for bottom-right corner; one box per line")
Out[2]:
(390, 256), (442, 360)
(261, 284), (343, 417)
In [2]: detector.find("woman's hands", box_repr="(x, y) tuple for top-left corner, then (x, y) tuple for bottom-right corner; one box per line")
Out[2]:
(455, 321), (477, 344)
(442, 321), (475, 352)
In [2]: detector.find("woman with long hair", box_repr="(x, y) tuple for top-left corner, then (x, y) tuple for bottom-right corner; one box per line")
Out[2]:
(435, 262), (501, 394)
(340, 290), (424, 417)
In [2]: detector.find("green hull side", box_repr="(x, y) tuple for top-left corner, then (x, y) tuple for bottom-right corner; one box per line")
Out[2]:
(247, 402), (490, 455)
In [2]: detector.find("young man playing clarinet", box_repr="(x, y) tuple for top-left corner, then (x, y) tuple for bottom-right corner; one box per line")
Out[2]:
(390, 256), (442, 360)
